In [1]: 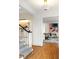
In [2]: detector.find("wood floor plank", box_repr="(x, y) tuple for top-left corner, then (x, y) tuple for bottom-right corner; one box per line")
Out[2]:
(25, 43), (59, 59)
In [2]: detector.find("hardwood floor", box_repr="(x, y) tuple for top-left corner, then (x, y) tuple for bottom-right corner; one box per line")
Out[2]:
(25, 43), (59, 59)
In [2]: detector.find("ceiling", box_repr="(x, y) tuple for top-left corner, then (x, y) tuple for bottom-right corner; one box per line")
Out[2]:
(19, 0), (59, 17)
(24, 0), (58, 12)
(19, 6), (33, 20)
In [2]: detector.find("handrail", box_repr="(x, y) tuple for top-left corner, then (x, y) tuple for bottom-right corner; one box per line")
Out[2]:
(19, 24), (31, 33)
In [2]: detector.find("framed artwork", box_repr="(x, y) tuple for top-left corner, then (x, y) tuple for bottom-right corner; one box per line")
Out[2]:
(49, 23), (58, 33)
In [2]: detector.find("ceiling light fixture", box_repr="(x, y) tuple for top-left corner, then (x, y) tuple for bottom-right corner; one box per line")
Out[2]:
(44, 0), (48, 5)
(44, 0), (48, 11)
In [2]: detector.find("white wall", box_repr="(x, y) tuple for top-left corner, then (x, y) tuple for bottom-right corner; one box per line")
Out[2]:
(45, 23), (49, 33)
(32, 15), (44, 46)
(42, 23), (45, 40)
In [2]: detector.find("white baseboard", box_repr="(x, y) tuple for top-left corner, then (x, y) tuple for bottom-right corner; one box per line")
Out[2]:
(32, 43), (43, 46)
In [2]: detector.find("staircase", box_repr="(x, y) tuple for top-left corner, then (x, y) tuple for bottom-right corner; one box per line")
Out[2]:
(19, 24), (33, 58)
